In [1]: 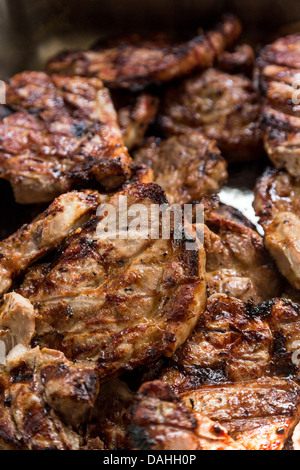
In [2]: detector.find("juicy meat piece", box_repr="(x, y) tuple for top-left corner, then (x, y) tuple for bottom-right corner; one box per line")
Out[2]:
(18, 183), (206, 381)
(160, 68), (262, 162)
(215, 203), (257, 230)
(85, 378), (134, 450)
(134, 133), (227, 205)
(217, 44), (255, 76)
(128, 380), (244, 450)
(0, 190), (101, 295)
(116, 93), (159, 150)
(179, 378), (300, 450)
(257, 34), (300, 177)
(0, 293), (35, 355)
(0, 346), (99, 449)
(254, 168), (300, 289)
(161, 295), (273, 387)
(202, 210), (282, 303)
(46, 16), (241, 90)
(0, 72), (132, 203)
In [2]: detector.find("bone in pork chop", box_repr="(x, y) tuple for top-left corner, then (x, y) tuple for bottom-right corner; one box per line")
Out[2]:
(134, 132), (227, 205)
(257, 34), (300, 178)
(0, 72), (132, 203)
(46, 16), (241, 91)
(254, 168), (300, 289)
(17, 183), (206, 381)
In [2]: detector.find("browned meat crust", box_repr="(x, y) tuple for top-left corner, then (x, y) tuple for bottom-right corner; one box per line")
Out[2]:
(116, 93), (159, 150)
(128, 380), (244, 450)
(0, 190), (101, 296)
(0, 72), (132, 203)
(134, 133), (227, 205)
(17, 183), (206, 381)
(46, 16), (241, 91)
(160, 68), (263, 162)
(257, 35), (300, 177)
(0, 347), (99, 449)
(217, 44), (255, 76)
(159, 295), (300, 450)
(254, 168), (300, 289)
(202, 211), (282, 303)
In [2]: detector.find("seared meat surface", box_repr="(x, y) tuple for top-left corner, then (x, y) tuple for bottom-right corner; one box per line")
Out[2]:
(202, 210), (282, 303)
(0, 346), (99, 449)
(17, 183), (206, 380)
(134, 133), (227, 205)
(0, 190), (101, 296)
(46, 16), (241, 90)
(257, 34), (300, 177)
(115, 93), (159, 150)
(217, 44), (255, 76)
(128, 380), (244, 450)
(160, 68), (262, 162)
(0, 72), (132, 203)
(254, 168), (300, 289)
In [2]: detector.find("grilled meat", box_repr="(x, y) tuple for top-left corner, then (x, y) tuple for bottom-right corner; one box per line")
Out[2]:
(116, 93), (159, 150)
(0, 346), (99, 449)
(128, 380), (244, 450)
(160, 68), (263, 162)
(85, 378), (133, 450)
(179, 378), (300, 450)
(134, 133), (227, 205)
(254, 168), (300, 289)
(46, 16), (241, 91)
(217, 44), (255, 76)
(159, 295), (300, 449)
(17, 183), (206, 380)
(0, 72), (132, 204)
(257, 34), (300, 177)
(202, 211), (282, 303)
(0, 190), (102, 296)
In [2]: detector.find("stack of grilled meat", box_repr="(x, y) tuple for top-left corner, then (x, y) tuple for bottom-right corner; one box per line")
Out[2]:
(1, 14), (300, 450)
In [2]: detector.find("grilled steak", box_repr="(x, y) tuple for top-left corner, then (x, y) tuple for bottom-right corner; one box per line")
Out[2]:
(46, 16), (241, 91)
(254, 168), (300, 289)
(202, 211), (282, 303)
(0, 190), (102, 296)
(0, 72), (132, 204)
(128, 380), (244, 450)
(134, 133), (227, 205)
(160, 68), (262, 162)
(217, 44), (255, 76)
(17, 183), (206, 380)
(257, 34), (300, 177)
(0, 346), (99, 449)
(159, 295), (300, 450)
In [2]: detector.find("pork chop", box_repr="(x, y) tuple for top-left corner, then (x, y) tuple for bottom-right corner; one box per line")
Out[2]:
(0, 72), (132, 203)
(46, 16), (241, 91)
(254, 168), (300, 289)
(134, 133), (227, 205)
(17, 183), (206, 381)
(160, 68), (263, 162)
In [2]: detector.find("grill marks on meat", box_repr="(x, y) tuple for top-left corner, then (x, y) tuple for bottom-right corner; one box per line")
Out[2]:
(128, 380), (244, 450)
(134, 133), (227, 205)
(160, 68), (262, 162)
(158, 295), (300, 450)
(179, 378), (300, 450)
(0, 190), (101, 296)
(0, 72), (132, 203)
(17, 183), (206, 380)
(46, 16), (241, 91)
(217, 44), (255, 76)
(257, 35), (300, 177)
(254, 168), (300, 289)
(202, 211), (282, 303)
(0, 346), (99, 449)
